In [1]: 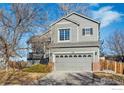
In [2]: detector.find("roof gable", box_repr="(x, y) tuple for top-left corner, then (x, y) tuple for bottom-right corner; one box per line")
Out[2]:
(50, 12), (100, 27)
(66, 12), (100, 24)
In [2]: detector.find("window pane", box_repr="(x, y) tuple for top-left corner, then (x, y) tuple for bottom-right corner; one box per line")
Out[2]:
(56, 55), (59, 58)
(65, 30), (69, 39)
(74, 55), (77, 57)
(88, 55), (92, 57)
(85, 29), (90, 34)
(65, 30), (70, 40)
(60, 55), (63, 58)
(82, 28), (93, 35)
(60, 29), (65, 40)
(65, 55), (68, 58)
(60, 35), (64, 40)
(59, 29), (70, 41)
(69, 55), (72, 57)
(78, 55), (82, 57)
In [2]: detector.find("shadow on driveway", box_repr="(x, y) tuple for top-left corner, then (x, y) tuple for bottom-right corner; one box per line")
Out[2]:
(33, 72), (120, 85)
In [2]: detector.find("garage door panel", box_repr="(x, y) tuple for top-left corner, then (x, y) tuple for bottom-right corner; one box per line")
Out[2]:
(55, 53), (93, 72)
(55, 62), (85, 71)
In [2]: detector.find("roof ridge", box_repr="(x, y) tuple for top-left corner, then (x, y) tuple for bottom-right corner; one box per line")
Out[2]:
(66, 12), (100, 24)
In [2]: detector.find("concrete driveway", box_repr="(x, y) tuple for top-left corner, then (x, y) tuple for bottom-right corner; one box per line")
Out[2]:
(32, 72), (121, 85)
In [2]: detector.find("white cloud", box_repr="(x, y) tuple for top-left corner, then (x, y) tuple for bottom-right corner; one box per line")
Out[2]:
(89, 3), (99, 7)
(92, 6), (122, 28)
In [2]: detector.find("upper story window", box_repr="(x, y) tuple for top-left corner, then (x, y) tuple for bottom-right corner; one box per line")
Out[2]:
(59, 29), (70, 41)
(82, 28), (93, 36)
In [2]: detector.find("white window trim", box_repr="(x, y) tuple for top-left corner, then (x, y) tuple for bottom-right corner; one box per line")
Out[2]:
(58, 27), (71, 42)
(82, 27), (93, 36)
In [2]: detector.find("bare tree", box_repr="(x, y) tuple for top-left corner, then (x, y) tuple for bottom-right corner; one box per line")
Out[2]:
(100, 39), (105, 57)
(0, 4), (47, 71)
(106, 30), (124, 62)
(57, 3), (92, 17)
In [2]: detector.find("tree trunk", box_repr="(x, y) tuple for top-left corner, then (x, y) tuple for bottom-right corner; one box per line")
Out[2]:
(5, 56), (9, 72)
(5, 62), (8, 72)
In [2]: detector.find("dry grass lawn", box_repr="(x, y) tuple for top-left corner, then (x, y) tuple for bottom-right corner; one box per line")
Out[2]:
(0, 70), (47, 85)
(0, 63), (53, 85)
(93, 72), (124, 84)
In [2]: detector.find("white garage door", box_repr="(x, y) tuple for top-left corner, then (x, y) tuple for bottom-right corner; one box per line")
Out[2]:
(55, 53), (93, 72)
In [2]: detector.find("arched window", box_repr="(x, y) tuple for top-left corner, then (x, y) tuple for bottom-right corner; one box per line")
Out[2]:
(69, 55), (72, 57)
(78, 55), (82, 57)
(88, 55), (92, 57)
(60, 55), (63, 58)
(65, 55), (68, 58)
(74, 55), (77, 57)
(56, 55), (59, 58)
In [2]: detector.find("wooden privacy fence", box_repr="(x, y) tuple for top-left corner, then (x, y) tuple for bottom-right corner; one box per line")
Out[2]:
(100, 59), (124, 74)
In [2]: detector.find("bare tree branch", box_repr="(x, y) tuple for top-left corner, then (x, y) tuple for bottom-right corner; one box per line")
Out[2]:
(106, 30), (124, 62)
(0, 4), (48, 71)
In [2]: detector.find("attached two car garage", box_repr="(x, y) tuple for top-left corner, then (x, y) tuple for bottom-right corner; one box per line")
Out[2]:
(54, 53), (93, 72)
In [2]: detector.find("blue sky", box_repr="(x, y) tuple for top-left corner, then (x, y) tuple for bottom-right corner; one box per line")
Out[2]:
(47, 3), (124, 44)
(0, 3), (124, 40)
(90, 3), (124, 40)
(0, 3), (124, 60)
(45, 3), (124, 40)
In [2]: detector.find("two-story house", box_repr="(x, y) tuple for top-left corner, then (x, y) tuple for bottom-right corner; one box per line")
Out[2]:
(28, 12), (100, 72)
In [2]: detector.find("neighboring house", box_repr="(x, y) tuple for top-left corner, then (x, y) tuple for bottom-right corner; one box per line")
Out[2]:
(28, 12), (100, 72)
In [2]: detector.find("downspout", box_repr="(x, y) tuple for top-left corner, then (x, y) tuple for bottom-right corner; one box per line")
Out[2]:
(77, 25), (80, 42)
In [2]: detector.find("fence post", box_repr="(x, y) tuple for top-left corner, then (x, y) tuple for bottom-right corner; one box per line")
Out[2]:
(115, 61), (117, 74)
(120, 62), (123, 74)
(107, 60), (109, 71)
(122, 62), (124, 74)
